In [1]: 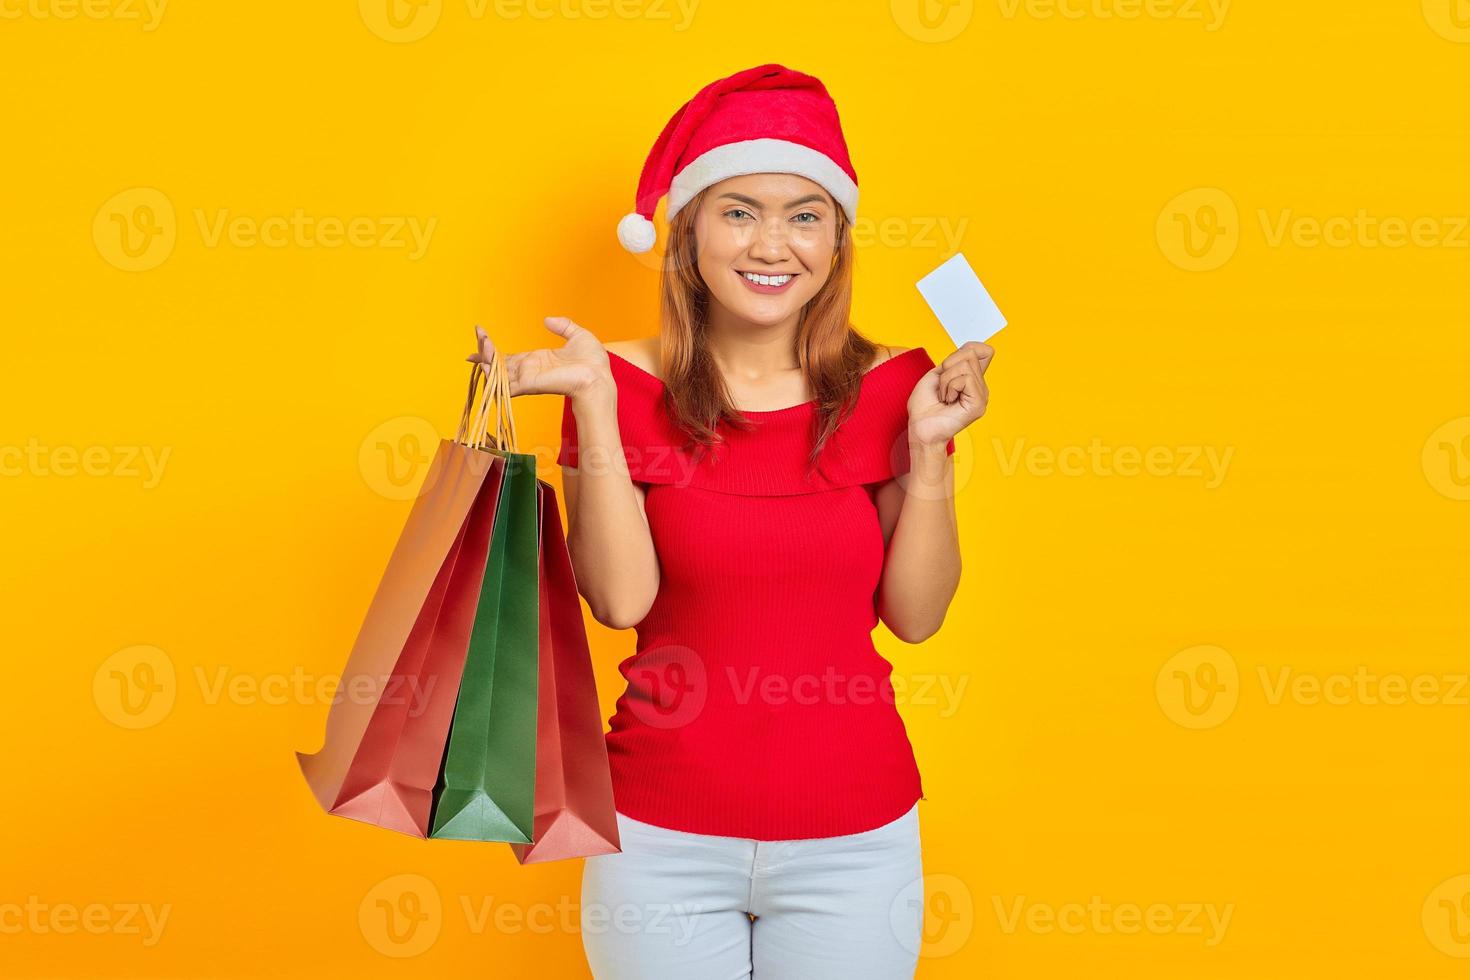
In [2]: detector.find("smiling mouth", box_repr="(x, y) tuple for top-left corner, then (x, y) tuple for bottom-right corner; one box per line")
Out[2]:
(737, 270), (799, 290)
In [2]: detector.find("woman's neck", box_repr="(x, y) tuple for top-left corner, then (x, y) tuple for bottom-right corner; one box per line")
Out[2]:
(703, 303), (803, 382)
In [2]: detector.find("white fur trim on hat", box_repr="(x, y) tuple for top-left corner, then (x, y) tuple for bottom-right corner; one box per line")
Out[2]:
(665, 138), (859, 224)
(617, 211), (657, 253)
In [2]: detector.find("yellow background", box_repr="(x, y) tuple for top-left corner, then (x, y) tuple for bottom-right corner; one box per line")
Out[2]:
(3, 0), (1468, 976)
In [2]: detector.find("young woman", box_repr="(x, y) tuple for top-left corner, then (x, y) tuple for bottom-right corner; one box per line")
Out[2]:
(471, 64), (993, 980)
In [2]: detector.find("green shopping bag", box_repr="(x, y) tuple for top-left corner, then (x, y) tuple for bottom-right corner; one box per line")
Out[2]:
(428, 447), (541, 842)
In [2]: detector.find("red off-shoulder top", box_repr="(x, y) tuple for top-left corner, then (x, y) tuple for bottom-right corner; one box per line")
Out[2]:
(558, 346), (955, 840)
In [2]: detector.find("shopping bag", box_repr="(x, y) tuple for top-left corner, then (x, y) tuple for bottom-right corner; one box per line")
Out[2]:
(428, 447), (542, 842)
(326, 458), (506, 836)
(509, 481), (621, 863)
(296, 357), (510, 827)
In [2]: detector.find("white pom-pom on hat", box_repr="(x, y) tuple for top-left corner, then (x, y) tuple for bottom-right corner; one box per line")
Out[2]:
(617, 212), (657, 253)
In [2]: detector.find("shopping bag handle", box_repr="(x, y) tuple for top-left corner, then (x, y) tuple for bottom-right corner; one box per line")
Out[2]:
(455, 338), (519, 452)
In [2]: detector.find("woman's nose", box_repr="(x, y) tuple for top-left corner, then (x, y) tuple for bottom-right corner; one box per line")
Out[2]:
(748, 218), (790, 256)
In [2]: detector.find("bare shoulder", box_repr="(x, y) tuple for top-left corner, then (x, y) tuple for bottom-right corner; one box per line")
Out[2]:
(864, 344), (912, 373)
(604, 336), (662, 379)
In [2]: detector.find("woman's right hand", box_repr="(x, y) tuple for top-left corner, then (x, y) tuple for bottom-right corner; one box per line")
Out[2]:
(466, 316), (612, 402)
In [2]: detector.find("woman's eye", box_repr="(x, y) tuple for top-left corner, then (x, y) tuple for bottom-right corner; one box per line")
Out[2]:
(793, 212), (820, 223)
(725, 209), (753, 221)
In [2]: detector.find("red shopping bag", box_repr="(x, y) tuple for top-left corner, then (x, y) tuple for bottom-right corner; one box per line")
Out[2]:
(296, 360), (509, 830)
(509, 481), (621, 863)
(327, 458), (506, 836)
(299, 346), (620, 862)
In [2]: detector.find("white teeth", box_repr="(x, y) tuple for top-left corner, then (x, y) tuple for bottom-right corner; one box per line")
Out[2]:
(742, 272), (793, 286)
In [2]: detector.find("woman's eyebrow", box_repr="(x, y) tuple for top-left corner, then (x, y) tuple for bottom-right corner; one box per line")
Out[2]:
(718, 192), (830, 208)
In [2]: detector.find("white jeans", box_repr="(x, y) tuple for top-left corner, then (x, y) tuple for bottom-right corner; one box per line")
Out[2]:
(580, 803), (924, 980)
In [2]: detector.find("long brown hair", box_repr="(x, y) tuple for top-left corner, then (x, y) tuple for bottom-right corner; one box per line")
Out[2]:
(654, 185), (882, 474)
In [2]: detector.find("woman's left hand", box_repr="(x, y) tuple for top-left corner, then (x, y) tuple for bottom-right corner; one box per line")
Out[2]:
(907, 341), (994, 448)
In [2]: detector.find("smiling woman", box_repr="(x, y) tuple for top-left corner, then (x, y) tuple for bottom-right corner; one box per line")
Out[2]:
(644, 168), (916, 468)
(707, 186), (830, 297)
(474, 62), (988, 980)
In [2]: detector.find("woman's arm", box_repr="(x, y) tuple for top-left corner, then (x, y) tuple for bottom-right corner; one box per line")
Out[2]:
(873, 340), (994, 643)
(470, 317), (660, 631)
(873, 446), (960, 643)
(561, 385), (661, 630)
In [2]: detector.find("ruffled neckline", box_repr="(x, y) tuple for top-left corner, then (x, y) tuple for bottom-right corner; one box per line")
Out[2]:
(559, 345), (954, 496)
(606, 347), (932, 418)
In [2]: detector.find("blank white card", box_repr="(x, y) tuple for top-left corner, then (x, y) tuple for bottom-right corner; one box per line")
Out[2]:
(916, 252), (1006, 345)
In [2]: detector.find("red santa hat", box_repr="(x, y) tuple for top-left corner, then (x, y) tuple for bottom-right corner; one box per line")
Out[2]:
(616, 63), (859, 254)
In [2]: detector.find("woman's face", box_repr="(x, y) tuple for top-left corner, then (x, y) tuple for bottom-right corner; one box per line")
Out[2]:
(691, 172), (839, 328)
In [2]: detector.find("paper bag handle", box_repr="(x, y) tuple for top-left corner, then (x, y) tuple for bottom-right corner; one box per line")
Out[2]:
(455, 346), (518, 452)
